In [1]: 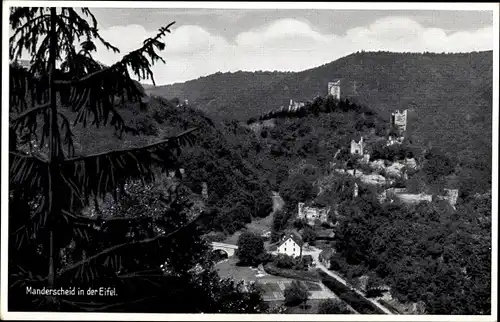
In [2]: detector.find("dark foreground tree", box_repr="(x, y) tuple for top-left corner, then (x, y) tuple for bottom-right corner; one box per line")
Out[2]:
(8, 6), (264, 313)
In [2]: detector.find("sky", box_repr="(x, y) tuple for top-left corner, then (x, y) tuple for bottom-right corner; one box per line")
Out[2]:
(14, 6), (496, 85)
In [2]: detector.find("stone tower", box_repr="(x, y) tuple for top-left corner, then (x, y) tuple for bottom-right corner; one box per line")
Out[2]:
(390, 109), (408, 132)
(350, 136), (364, 156)
(328, 80), (341, 100)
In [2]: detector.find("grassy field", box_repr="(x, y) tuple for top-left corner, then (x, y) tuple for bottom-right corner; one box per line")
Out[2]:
(222, 212), (274, 246)
(215, 257), (263, 282)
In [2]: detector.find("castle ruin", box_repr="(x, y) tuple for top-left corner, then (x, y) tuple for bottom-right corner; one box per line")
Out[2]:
(328, 80), (341, 100)
(437, 189), (459, 209)
(288, 99), (305, 111)
(390, 110), (408, 132)
(298, 202), (331, 225)
(350, 136), (364, 156)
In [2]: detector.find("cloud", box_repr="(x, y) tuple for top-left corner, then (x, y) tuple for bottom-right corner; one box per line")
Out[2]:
(153, 17), (492, 84)
(18, 16), (492, 85)
(236, 18), (330, 47)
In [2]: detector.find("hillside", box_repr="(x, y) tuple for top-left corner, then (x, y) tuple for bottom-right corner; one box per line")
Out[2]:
(146, 70), (291, 119)
(146, 51), (493, 171)
(65, 95), (273, 235)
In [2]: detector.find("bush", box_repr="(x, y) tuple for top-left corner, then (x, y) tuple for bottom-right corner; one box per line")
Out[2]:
(275, 254), (296, 269)
(293, 218), (308, 230)
(284, 280), (310, 307)
(263, 262), (320, 282)
(317, 299), (353, 314)
(203, 231), (227, 242)
(302, 255), (313, 268)
(302, 226), (317, 245)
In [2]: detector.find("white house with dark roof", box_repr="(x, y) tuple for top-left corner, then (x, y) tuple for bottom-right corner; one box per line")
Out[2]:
(277, 231), (304, 258)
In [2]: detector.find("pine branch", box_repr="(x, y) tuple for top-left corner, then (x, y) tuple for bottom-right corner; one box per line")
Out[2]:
(63, 127), (198, 163)
(9, 150), (48, 164)
(56, 210), (206, 278)
(9, 14), (51, 60)
(9, 103), (51, 125)
(56, 127), (196, 202)
(116, 268), (161, 278)
(54, 22), (175, 86)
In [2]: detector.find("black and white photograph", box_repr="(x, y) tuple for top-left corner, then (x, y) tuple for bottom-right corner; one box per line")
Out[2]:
(1, 1), (498, 320)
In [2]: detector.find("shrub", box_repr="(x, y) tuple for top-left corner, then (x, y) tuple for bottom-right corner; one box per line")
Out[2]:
(263, 262), (320, 282)
(275, 254), (296, 269)
(284, 280), (310, 307)
(204, 231), (227, 242)
(302, 226), (317, 245)
(317, 299), (353, 314)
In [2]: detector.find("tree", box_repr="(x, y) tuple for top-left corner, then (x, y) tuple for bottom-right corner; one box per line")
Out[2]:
(271, 209), (291, 242)
(274, 254), (296, 269)
(423, 148), (455, 182)
(8, 7), (263, 313)
(302, 226), (317, 245)
(317, 299), (352, 314)
(236, 232), (266, 266)
(284, 280), (310, 308)
(279, 173), (318, 205)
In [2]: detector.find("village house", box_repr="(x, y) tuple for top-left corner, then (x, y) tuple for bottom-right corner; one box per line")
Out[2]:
(277, 231), (304, 258)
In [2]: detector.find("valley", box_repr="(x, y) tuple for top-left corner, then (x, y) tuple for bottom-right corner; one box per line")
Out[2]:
(9, 50), (492, 315)
(140, 51), (492, 315)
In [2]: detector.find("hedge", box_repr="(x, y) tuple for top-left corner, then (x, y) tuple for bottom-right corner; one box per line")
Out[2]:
(263, 263), (320, 282)
(318, 271), (384, 314)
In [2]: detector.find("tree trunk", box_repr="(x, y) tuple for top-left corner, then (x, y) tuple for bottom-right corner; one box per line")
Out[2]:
(47, 7), (61, 306)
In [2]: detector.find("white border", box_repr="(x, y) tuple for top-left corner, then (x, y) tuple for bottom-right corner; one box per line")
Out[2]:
(1, 2), (498, 321)
(0, 1), (498, 10)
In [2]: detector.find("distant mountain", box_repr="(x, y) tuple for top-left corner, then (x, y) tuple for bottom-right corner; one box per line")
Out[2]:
(144, 51), (493, 168)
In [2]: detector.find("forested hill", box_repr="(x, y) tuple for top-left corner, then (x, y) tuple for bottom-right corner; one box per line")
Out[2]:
(146, 70), (291, 118)
(147, 51), (492, 120)
(145, 50), (493, 175)
(66, 95), (273, 235)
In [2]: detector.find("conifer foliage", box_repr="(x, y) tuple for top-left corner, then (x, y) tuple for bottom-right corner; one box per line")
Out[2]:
(8, 6), (212, 311)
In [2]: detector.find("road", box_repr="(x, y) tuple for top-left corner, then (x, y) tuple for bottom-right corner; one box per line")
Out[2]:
(267, 192), (394, 314)
(303, 246), (395, 315)
(271, 191), (285, 214)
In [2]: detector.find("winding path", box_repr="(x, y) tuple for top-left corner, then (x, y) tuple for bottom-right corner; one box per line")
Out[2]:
(271, 191), (285, 214)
